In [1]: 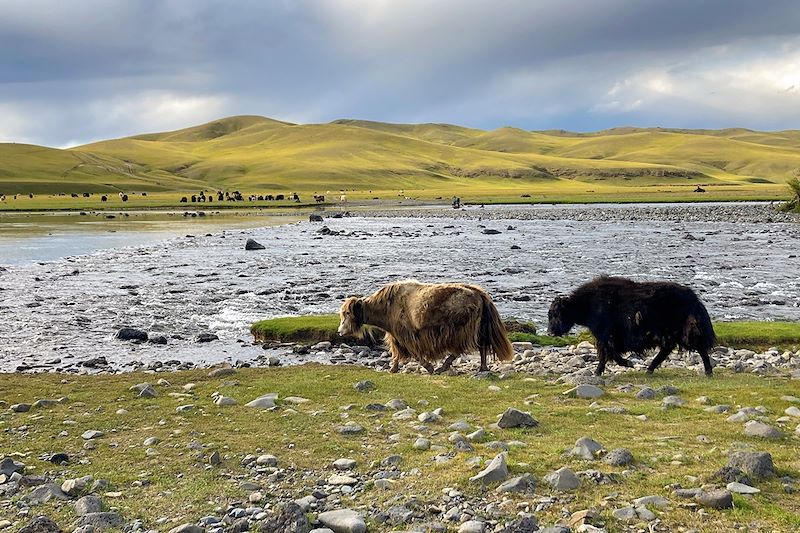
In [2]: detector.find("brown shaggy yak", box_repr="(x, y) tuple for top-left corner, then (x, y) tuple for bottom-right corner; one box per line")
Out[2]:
(338, 280), (514, 373)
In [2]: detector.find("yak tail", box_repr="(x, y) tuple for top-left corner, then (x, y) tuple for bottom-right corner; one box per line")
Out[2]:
(684, 301), (716, 351)
(478, 291), (514, 361)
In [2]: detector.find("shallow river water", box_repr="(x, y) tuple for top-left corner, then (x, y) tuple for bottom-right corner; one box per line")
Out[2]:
(1, 205), (799, 371)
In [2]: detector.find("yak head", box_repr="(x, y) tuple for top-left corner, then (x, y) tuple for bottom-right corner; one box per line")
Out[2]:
(338, 297), (365, 337)
(547, 295), (574, 336)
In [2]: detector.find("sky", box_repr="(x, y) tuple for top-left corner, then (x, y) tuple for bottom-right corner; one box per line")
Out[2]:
(1, 0), (800, 147)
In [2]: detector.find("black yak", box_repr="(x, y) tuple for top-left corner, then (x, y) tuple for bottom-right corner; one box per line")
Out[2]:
(547, 276), (716, 376)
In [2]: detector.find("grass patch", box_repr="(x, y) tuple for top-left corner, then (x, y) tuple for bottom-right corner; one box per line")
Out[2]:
(252, 316), (800, 351)
(1, 366), (799, 532)
(715, 321), (800, 350)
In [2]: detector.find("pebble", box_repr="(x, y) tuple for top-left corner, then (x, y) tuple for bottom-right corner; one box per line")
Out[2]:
(469, 453), (509, 484)
(695, 489), (733, 509)
(544, 467), (580, 491)
(245, 393), (278, 409)
(317, 509), (367, 533)
(81, 430), (104, 440)
(497, 407), (538, 428)
(604, 448), (634, 466)
(413, 438), (431, 450)
(744, 420), (783, 439)
(565, 384), (604, 399)
(727, 481), (761, 494)
(333, 458), (357, 470)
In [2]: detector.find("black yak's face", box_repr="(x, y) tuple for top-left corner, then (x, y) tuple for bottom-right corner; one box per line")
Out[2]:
(547, 296), (574, 336)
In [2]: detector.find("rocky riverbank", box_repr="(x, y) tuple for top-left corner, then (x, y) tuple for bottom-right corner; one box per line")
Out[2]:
(357, 202), (799, 224)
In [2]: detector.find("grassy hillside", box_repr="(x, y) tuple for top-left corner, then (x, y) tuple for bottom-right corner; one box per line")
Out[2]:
(1, 116), (798, 208)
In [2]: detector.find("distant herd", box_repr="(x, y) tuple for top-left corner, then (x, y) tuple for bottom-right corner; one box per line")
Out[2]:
(0, 190), (320, 203)
(338, 276), (716, 377)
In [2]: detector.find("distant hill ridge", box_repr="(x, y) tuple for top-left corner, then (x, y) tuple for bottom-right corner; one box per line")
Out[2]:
(0, 115), (798, 194)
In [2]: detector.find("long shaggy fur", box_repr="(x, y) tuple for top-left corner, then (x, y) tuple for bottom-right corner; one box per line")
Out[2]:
(339, 280), (513, 373)
(548, 276), (716, 376)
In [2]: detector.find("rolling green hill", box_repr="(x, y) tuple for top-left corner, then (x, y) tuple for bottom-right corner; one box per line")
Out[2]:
(1, 115), (798, 206)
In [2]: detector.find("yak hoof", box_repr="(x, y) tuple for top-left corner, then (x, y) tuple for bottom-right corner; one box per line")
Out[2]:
(620, 360), (635, 368)
(704, 370), (714, 377)
(389, 365), (399, 374)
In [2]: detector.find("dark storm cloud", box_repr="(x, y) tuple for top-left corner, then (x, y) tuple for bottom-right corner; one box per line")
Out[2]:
(1, 0), (799, 146)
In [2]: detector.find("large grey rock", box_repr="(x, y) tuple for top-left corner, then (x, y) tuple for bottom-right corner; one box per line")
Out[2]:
(317, 509), (366, 533)
(695, 489), (733, 509)
(74, 512), (124, 530)
(727, 451), (775, 478)
(25, 484), (69, 504)
(245, 238), (265, 250)
(81, 430), (103, 440)
(565, 384), (604, 399)
(632, 495), (670, 509)
(495, 473), (535, 494)
(333, 458), (357, 471)
(568, 437), (604, 459)
(458, 521), (486, 533)
(19, 516), (62, 533)
(497, 408), (538, 428)
(0, 457), (25, 476)
(74, 495), (103, 515)
(336, 424), (364, 435)
(270, 502), (311, 533)
(245, 393), (278, 409)
(469, 453), (508, 485)
(499, 517), (538, 533)
(115, 327), (148, 341)
(727, 482), (760, 494)
(744, 420), (783, 439)
(544, 467), (580, 491)
(129, 383), (156, 398)
(604, 448), (634, 466)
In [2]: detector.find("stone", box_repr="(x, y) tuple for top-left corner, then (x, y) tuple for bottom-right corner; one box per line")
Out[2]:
(61, 476), (92, 496)
(632, 495), (669, 509)
(744, 420), (783, 439)
(568, 437), (604, 459)
(214, 396), (237, 406)
(785, 406), (800, 417)
(167, 524), (203, 533)
(196, 332), (219, 343)
(317, 509), (366, 533)
(695, 489), (733, 509)
(497, 408), (538, 428)
(74, 495), (103, 515)
(336, 423), (364, 435)
(256, 454), (278, 466)
(662, 395), (686, 408)
(538, 528), (571, 533)
(115, 327), (148, 341)
(448, 421), (471, 432)
(19, 516), (61, 533)
(129, 383), (156, 398)
(81, 430), (103, 440)
(469, 453), (508, 484)
(333, 458), (357, 471)
(727, 451), (775, 478)
(0, 457), (25, 476)
(11, 403), (32, 412)
(418, 411), (441, 423)
(245, 393), (278, 409)
(413, 438), (431, 450)
(245, 238), (265, 250)
(25, 484), (69, 504)
(727, 482), (760, 494)
(499, 517), (538, 533)
(74, 512), (124, 530)
(544, 467), (580, 491)
(466, 428), (486, 442)
(176, 404), (194, 412)
(328, 475), (358, 485)
(565, 384), (604, 399)
(604, 448), (634, 466)
(208, 451), (222, 466)
(636, 387), (656, 400)
(385, 399), (407, 410)
(495, 473), (535, 494)
(353, 380), (376, 392)
(270, 503), (311, 533)
(612, 507), (637, 521)
(710, 466), (752, 485)
(458, 521), (486, 533)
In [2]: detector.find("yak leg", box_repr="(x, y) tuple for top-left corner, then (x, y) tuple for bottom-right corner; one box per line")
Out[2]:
(646, 343), (676, 374)
(389, 359), (400, 373)
(612, 352), (634, 368)
(595, 343), (611, 376)
(435, 353), (459, 374)
(420, 359), (435, 374)
(478, 346), (489, 372)
(698, 348), (714, 376)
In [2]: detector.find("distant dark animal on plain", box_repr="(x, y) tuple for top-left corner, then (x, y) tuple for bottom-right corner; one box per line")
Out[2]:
(265, 194), (274, 201)
(548, 276), (715, 376)
(121, 194), (128, 202)
(71, 193), (78, 198)
(694, 186), (706, 193)
(191, 195), (197, 202)
(314, 195), (325, 202)
(101, 195), (108, 202)
(276, 194), (285, 201)
(338, 280), (513, 374)
(141, 192), (147, 196)
(83, 192), (91, 197)
(29, 193), (34, 198)
(180, 197), (187, 203)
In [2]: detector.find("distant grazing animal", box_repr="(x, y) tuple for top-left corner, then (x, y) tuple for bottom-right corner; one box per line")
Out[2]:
(314, 195), (325, 203)
(694, 186), (706, 193)
(121, 194), (128, 202)
(100, 195), (108, 202)
(71, 193), (78, 198)
(83, 192), (91, 197)
(548, 276), (716, 376)
(180, 197), (187, 203)
(338, 280), (513, 374)
(275, 194), (285, 201)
